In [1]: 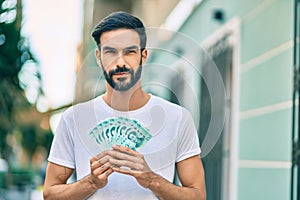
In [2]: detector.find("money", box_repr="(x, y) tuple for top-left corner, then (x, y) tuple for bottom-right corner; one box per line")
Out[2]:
(89, 116), (152, 150)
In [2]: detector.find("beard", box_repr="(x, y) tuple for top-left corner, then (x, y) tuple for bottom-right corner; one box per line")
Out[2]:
(102, 65), (142, 92)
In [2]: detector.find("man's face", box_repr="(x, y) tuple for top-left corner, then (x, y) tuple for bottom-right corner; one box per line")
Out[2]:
(96, 29), (147, 91)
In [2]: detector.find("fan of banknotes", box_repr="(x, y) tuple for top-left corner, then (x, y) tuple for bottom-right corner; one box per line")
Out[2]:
(89, 116), (152, 150)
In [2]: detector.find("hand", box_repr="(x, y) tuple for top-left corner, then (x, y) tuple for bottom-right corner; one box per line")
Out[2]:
(107, 145), (156, 188)
(89, 151), (114, 189)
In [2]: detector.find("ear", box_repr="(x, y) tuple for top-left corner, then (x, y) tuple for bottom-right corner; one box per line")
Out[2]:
(95, 48), (102, 66)
(141, 49), (148, 66)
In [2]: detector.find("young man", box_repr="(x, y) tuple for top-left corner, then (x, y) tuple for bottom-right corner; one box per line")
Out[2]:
(43, 11), (206, 200)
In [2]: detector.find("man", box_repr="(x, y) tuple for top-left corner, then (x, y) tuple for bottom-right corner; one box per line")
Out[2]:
(43, 11), (206, 200)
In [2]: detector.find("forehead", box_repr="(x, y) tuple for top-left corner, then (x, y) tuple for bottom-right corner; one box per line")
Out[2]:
(100, 29), (140, 49)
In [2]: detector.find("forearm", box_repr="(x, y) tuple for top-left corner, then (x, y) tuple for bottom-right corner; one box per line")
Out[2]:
(43, 176), (98, 200)
(148, 173), (205, 200)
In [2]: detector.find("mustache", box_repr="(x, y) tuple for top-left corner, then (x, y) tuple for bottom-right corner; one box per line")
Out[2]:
(108, 66), (132, 76)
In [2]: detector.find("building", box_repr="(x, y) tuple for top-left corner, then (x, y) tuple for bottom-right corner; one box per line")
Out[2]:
(76, 0), (299, 200)
(146, 0), (296, 200)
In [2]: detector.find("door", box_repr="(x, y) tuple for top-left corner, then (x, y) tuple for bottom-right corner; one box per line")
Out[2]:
(199, 37), (233, 200)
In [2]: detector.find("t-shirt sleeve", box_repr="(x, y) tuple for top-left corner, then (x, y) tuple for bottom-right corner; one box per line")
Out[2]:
(176, 109), (201, 163)
(48, 114), (75, 169)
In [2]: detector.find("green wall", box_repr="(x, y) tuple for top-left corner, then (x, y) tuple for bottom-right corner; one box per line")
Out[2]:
(148, 0), (293, 199)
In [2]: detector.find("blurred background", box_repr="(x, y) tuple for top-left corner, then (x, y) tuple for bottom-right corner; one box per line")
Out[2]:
(0, 0), (298, 200)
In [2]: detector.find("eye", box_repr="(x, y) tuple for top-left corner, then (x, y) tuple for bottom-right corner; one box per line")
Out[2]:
(103, 47), (117, 54)
(125, 49), (137, 55)
(104, 49), (116, 54)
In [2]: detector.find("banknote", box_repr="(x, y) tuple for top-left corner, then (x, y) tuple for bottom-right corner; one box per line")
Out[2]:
(89, 116), (152, 150)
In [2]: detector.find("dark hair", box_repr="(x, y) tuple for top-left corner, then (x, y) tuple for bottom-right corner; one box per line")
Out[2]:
(91, 11), (147, 50)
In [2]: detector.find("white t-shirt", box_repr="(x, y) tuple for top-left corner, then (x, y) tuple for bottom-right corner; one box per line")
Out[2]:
(48, 94), (201, 199)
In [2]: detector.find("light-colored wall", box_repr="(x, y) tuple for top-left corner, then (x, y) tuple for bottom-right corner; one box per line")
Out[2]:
(132, 0), (179, 27)
(147, 0), (293, 199)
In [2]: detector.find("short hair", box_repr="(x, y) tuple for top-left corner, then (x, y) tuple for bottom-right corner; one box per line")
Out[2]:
(91, 11), (147, 50)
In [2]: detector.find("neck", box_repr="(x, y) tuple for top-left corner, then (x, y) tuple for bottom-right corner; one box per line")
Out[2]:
(102, 81), (150, 111)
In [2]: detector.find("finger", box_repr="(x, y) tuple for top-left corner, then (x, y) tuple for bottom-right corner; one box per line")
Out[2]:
(99, 167), (114, 178)
(109, 157), (144, 171)
(112, 166), (138, 176)
(90, 150), (109, 163)
(107, 150), (141, 164)
(91, 155), (112, 172)
(95, 150), (111, 160)
(94, 162), (114, 175)
(107, 150), (134, 161)
(90, 156), (99, 164)
(97, 155), (111, 164)
(91, 159), (102, 170)
(112, 145), (140, 156)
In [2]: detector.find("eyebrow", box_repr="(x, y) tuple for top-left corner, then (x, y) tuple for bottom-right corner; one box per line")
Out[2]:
(124, 45), (139, 51)
(102, 45), (139, 51)
(102, 46), (116, 51)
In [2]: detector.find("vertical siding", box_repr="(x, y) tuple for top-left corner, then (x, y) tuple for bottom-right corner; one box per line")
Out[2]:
(237, 0), (293, 199)
(240, 0), (293, 62)
(239, 108), (292, 161)
(238, 168), (290, 200)
(240, 49), (293, 110)
(149, 0), (293, 199)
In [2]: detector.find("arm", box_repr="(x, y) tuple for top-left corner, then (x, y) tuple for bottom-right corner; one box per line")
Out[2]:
(108, 145), (206, 200)
(43, 155), (114, 200)
(150, 155), (206, 200)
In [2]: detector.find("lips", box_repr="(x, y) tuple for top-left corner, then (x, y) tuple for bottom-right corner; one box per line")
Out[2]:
(113, 72), (128, 76)
(109, 67), (131, 77)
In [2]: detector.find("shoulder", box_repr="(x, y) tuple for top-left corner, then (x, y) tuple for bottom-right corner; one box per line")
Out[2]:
(61, 97), (99, 121)
(150, 95), (190, 115)
(57, 97), (102, 136)
(152, 95), (190, 119)
(151, 95), (180, 109)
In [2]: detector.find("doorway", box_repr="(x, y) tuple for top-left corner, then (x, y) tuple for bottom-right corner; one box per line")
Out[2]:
(199, 18), (240, 200)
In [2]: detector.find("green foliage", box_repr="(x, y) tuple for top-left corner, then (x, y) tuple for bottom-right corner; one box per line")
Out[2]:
(0, 0), (52, 167)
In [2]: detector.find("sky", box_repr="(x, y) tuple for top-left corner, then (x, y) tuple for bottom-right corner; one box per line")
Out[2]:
(21, 0), (83, 111)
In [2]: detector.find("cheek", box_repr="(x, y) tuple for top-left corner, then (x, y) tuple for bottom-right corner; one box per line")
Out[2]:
(124, 54), (142, 66)
(101, 55), (117, 68)
(101, 53), (141, 68)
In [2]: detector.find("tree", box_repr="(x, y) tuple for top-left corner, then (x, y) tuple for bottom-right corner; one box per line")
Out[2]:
(0, 0), (50, 165)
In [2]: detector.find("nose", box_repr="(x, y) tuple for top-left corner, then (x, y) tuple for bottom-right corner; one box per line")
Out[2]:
(115, 53), (126, 68)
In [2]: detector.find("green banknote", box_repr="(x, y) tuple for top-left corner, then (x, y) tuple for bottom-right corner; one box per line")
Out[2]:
(89, 117), (152, 150)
